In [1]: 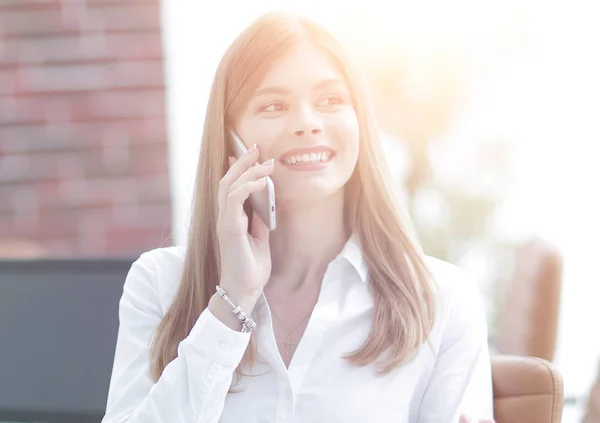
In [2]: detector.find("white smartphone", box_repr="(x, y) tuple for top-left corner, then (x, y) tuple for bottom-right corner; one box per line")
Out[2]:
(229, 130), (276, 231)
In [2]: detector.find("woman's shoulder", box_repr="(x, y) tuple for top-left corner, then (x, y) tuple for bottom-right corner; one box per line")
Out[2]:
(136, 245), (187, 271)
(128, 245), (188, 314)
(424, 255), (483, 306)
(423, 255), (488, 345)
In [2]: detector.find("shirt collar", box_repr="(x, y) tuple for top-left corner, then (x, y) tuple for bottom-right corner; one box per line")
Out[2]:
(254, 234), (369, 317)
(338, 234), (369, 283)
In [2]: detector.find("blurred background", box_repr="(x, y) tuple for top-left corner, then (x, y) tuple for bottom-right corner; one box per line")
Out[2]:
(1, 1), (599, 421)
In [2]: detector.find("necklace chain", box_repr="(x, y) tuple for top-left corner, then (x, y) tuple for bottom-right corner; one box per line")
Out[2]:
(270, 307), (313, 355)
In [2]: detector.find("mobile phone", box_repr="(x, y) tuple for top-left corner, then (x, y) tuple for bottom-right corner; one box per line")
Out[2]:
(229, 130), (276, 231)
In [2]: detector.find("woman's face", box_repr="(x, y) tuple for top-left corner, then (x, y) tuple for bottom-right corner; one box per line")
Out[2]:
(235, 43), (360, 204)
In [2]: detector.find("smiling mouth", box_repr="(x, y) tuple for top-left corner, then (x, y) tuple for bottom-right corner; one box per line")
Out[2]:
(283, 151), (334, 166)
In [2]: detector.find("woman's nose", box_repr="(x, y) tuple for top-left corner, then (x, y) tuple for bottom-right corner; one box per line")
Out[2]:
(293, 127), (322, 137)
(291, 104), (323, 137)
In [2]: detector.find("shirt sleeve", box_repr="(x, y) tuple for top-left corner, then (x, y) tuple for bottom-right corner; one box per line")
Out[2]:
(416, 274), (494, 423)
(101, 251), (251, 423)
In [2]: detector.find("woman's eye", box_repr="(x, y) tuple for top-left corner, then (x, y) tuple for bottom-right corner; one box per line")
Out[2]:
(318, 95), (344, 107)
(261, 102), (287, 112)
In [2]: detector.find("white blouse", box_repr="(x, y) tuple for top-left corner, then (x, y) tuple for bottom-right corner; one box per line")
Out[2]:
(101, 237), (494, 423)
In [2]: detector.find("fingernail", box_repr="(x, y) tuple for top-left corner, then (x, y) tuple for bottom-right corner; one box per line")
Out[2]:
(228, 156), (234, 165)
(247, 144), (258, 153)
(262, 158), (274, 166)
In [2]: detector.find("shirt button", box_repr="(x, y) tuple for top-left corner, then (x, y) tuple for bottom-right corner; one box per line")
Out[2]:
(218, 340), (229, 350)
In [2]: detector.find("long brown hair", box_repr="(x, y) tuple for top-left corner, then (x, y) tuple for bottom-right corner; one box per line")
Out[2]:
(150, 11), (436, 383)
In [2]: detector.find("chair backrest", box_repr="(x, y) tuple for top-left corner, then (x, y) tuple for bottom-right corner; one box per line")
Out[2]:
(583, 359), (600, 423)
(492, 355), (564, 423)
(0, 257), (133, 423)
(495, 239), (563, 361)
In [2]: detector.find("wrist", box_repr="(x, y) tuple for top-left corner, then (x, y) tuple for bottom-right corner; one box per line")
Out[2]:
(216, 284), (261, 311)
(208, 289), (260, 332)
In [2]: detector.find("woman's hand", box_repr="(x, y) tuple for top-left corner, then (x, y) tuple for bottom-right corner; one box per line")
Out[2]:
(459, 414), (495, 423)
(215, 144), (275, 309)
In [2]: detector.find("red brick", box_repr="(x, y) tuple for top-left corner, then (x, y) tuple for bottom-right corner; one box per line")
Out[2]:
(41, 237), (80, 257)
(0, 69), (18, 96)
(0, 1), (60, 12)
(77, 228), (108, 256)
(0, 89), (165, 125)
(0, 211), (39, 238)
(0, 154), (31, 183)
(0, 180), (58, 213)
(76, 145), (169, 180)
(104, 225), (171, 255)
(64, 177), (130, 208)
(131, 175), (171, 203)
(87, 0), (159, 3)
(76, 89), (166, 120)
(33, 179), (63, 208)
(0, 0), (169, 257)
(0, 6), (75, 37)
(125, 143), (169, 176)
(31, 173), (170, 210)
(0, 118), (166, 154)
(57, 178), (101, 208)
(34, 207), (86, 239)
(1, 149), (162, 188)
(83, 3), (161, 33)
(0, 32), (163, 66)
(110, 202), (170, 227)
(0, 218), (18, 239)
(86, 0), (159, 4)
(11, 60), (163, 95)
(0, 152), (76, 184)
(0, 2), (160, 35)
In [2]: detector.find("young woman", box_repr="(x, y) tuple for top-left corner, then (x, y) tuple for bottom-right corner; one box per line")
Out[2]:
(101, 12), (494, 423)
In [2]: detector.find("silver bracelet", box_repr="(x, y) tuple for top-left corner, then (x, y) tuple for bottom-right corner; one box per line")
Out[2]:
(215, 286), (256, 333)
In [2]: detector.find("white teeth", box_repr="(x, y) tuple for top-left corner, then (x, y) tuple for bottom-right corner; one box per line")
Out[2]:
(284, 151), (333, 165)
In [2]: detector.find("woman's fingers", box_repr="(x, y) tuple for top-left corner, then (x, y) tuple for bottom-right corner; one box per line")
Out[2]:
(225, 144), (259, 184)
(249, 205), (270, 244)
(218, 147), (275, 238)
(218, 145), (259, 213)
(226, 178), (267, 210)
(458, 415), (494, 423)
(229, 158), (274, 193)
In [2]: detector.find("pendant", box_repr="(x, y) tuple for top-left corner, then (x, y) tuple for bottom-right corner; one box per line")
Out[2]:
(284, 336), (293, 355)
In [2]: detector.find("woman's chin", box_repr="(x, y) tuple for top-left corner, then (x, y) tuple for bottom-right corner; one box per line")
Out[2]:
(274, 184), (345, 206)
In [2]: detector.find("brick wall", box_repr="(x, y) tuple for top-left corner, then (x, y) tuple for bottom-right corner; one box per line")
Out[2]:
(0, 0), (172, 257)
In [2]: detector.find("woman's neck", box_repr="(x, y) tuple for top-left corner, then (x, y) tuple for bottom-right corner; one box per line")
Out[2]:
(267, 190), (348, 292)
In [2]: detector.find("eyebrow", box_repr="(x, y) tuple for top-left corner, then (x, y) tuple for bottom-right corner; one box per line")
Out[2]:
(253, 78), (346, 98)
